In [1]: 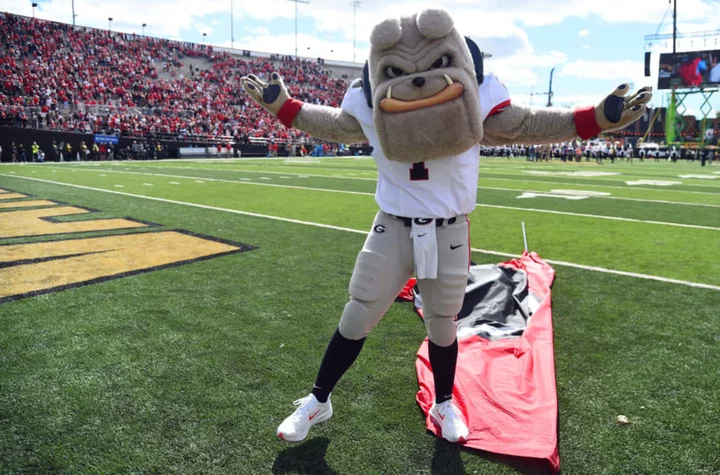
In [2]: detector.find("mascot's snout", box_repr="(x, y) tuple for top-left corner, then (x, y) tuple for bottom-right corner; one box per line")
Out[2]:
(380, 73), (464, 113)
(368, 8), (483, 161)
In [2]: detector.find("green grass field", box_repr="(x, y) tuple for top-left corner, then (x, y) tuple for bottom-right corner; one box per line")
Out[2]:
(1, 157), (719, 474)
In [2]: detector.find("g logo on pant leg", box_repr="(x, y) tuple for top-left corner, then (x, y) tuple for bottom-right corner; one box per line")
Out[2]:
(374, 224), (386, 234)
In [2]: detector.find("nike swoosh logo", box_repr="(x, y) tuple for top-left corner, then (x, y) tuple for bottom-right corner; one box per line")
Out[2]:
(418, 233), (427, 238)
(450, 244), (464, 250)
(308, 410), (321, 421)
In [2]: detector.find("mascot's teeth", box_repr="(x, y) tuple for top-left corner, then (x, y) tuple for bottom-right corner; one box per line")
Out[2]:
(444, 74), (454, 86)
(387, 86), (392, 99)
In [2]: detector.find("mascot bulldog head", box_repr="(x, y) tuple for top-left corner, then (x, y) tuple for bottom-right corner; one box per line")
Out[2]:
(365, 9), (483, 162)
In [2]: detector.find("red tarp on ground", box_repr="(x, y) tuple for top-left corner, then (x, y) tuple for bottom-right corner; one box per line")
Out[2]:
(413, 252), (560, 473)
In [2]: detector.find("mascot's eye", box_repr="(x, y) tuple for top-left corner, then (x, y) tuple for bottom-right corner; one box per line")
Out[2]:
(429, 55), (451, 69)
(385, 66), (406, 78)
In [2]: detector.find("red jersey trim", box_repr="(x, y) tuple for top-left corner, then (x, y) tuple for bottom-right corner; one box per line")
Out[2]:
(574, 105), (602, 140)
(278, 98), (304, 128)
(489, 99), (511, 117)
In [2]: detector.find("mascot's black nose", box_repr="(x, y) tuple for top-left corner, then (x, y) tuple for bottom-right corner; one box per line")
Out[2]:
(412, 77), (426, 87)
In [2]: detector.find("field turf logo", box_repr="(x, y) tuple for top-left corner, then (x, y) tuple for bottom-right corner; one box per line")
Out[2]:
(0, 187), (255, 304)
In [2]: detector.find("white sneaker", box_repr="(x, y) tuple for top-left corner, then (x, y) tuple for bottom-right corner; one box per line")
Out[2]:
(429, 400), (469, 443)
(277, 393), (333, 442)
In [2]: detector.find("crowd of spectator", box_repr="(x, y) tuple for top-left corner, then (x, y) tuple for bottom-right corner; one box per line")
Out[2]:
(481, 141), (718, 165)
(3, 12), (715, 163)
(0, 12), (349, 144)
(3, 138), (168, 162)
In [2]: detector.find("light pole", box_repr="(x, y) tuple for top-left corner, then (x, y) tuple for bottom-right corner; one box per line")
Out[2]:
(31, 2), (37, 18)
(547, 68), (555, 107)
(142, 23), (147, 36)
(71, 0), (77, 25)
(231, 0), (235, 49)
(287, 0), (310, 60)
(672, 0), (677, 53)
(108, 17), (113, 31)
(203, 32), (207, 44)
(350, 0), (360, 63)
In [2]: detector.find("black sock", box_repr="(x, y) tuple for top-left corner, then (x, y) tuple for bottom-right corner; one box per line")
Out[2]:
(311, 328), (366, 403)
(429, 339), (459, 404)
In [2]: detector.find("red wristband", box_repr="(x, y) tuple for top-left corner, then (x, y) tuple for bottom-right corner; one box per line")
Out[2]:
(277, 98), (304, 128)
(574, 105), (602, 140)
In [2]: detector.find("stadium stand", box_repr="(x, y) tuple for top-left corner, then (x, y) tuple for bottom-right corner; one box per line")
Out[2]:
(0, 12), (351, 147)
(2, 12), (714, 162)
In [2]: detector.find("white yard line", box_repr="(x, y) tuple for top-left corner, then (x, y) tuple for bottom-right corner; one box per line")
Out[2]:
(3, 173), (719, 292)
(44, 167), (376, 197)
(128, 164), (720, 206)
(479, 169), (720, 189)
(157, 162), (720, 190)
(34, 167), (720, 231)
(38, 165), (720, 208)
(143, 165), (377, 181)
(479, 204), (720, 231)
(482, 176), (720, 196)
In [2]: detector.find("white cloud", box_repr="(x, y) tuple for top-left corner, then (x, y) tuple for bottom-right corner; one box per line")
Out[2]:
(229, 33), (370, 64)
(511, 92), (604, 108)
(6, 0), (718, 45)
(4, 0), (717, 64)
(559, 60), (645, 81)
(3, 0), (717, 118)
(0, 0), (235, 37)
(490, 51), (568, 88)
(193, 22), (214, 37)
(251, 27), (270, 36)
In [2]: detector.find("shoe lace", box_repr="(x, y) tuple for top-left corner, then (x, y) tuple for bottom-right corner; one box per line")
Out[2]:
(290, 395), (316, 419)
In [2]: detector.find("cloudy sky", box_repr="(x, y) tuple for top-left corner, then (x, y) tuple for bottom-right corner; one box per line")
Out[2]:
(4, 0), (720, 116)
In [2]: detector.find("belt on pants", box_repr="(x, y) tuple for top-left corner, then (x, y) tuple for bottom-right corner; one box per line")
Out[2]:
(389, 215), (460, 227)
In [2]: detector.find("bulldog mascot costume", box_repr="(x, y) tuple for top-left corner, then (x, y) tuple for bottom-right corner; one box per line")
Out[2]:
(241, 9), (651, 444)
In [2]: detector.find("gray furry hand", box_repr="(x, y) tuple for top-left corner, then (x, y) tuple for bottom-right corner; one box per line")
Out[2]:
(595, 84), (653, 131)
(240, 72), (291, 116)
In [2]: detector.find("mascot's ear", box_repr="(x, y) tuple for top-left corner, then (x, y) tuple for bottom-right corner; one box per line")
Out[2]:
(465, 37), (484, 85)
(363, 61), (373, 109)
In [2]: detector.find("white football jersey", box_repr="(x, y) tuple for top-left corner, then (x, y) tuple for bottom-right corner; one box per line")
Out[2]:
(341, 73), (511, 219)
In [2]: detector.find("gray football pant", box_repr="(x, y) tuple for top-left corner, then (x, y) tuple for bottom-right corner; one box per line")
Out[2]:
(338, 211), (470, 347)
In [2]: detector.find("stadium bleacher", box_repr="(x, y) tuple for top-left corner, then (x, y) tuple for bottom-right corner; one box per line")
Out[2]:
(0, 12), (352, 145)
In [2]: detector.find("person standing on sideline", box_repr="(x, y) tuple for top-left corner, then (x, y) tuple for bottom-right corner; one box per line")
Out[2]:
(19, 144), (28, 163)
